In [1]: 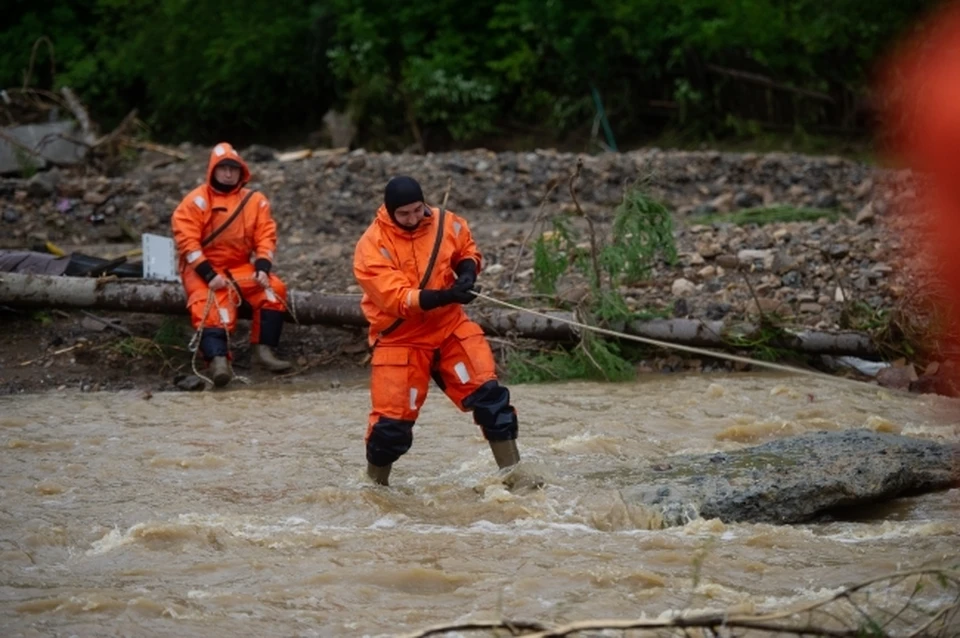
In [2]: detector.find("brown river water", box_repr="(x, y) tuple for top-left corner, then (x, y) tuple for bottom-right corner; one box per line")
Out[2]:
(1, 372), (958, 637)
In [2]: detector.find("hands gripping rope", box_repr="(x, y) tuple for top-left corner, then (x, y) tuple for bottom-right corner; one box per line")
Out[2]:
(187, 274), (299, 388)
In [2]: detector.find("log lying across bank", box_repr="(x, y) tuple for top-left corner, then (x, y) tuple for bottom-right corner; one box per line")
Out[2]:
(0, 272), (878, 357)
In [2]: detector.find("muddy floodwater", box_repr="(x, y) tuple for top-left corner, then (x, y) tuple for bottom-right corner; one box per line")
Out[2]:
(1, 373), (958, 637)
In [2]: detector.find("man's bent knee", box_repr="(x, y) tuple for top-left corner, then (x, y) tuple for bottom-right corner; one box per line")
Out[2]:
(366, 417), (415, 466)
(463, 380), (518, 441)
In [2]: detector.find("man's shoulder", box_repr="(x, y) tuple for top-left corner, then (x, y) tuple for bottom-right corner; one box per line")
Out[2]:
(243, 187), (268, 200)
(443, 209), (473, 233)
(440, 207), (470, 222)
(175, 185), (209, 211)
(360, 218), (383, 239)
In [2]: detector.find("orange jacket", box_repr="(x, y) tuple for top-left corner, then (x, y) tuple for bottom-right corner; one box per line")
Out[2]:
(353, 204), (483, 347)
(171, 142), (277, 276)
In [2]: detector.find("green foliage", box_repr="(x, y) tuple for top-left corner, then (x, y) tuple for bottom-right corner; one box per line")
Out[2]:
(531, 220), (574, 295)
(109, 318), (187, 360)
(840, 299), (941, 362)
(514, 181), (676, 383)
(0, 0), (939, 145)
(723, 321), (796, 362)
(153, 317), (187, 348)
(696, 205), (843, 226)
(14, 148), (39, 178)
(111, 337), (156, 359)
(593, 289), (633, 324)
(633, 305), (672, 321)
(505, 335), (636, 384)
(31, 311), (52, 326)
(2, 0), (333, 141)
(531, 184), (677, 303)
(605, 188), (677, 283)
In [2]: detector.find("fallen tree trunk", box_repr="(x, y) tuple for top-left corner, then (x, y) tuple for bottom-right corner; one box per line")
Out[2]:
(0, 272), (879, 356)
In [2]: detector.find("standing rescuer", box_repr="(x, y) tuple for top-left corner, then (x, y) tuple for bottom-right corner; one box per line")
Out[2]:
(353, 176), (524, 485)
(171, 142), (292, 387)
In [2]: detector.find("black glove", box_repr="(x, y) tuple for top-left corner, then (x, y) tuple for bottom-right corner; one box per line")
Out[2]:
(449, 283), (479, 305)
(419, 288), (458, 310)
(420, 260), (480, 310)
(419, 283), (481, 310)
(452, 258), (477, 291)
(450, 258), (479, 304)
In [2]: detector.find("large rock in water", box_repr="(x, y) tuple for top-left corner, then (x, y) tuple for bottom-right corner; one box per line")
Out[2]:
(619, 430), (959, 526)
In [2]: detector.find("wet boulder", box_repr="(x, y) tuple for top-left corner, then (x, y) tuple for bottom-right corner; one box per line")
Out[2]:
(619, 430), (959, 526)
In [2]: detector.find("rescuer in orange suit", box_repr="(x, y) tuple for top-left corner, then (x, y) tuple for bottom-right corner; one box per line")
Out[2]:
(353, 176), (523, 485)
(171, 142), (292, 387)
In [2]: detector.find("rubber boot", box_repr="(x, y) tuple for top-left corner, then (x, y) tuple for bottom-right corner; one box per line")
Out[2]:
(252, 344), (292, 373)
(367, 462), (392, 486)
(255, 309), (291, 372)
(489, 439), (521, 469)
(210, 355), (232, 388)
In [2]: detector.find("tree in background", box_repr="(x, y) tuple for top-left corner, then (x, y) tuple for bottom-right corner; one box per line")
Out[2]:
(0, 0), (938, 148)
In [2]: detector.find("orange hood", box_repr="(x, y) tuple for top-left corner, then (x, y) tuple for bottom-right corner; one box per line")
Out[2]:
(205, 142), (251, 190)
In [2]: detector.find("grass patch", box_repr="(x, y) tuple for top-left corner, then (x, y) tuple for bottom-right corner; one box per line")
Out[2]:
(153, 317), (189, 348)
(840, 299), (945, 362)
(694, 205), (843, 227)
(505, 337), (636, 384)
(108, 317), (190, 361)
(722, 320), (801, 362)
(110, 336), (165, 359)
(648, 125), (876, 164)
(633, 305), (672, 321)
(31, 311), (52, 326)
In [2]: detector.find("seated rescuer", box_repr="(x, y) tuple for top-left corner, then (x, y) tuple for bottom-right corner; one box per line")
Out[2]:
(353, 176), (524, 486)
(171, 142), (292, 387)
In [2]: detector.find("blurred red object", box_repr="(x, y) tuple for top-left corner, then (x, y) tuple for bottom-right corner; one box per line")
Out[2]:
(879, 2), (960, 391)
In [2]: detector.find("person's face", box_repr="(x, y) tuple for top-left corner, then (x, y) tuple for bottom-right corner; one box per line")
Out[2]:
(392, 201), (426, 229)
(214, 164), (241, 186)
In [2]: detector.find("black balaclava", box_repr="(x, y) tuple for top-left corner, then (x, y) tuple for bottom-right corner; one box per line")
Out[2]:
(384, 176), (425, 230)
(211, 159), (243, 193)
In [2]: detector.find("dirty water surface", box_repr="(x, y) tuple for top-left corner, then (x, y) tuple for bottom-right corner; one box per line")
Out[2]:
(1, 373), (958, 637)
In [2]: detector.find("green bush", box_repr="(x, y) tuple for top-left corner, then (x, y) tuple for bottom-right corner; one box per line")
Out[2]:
(0, 0), (937, 145)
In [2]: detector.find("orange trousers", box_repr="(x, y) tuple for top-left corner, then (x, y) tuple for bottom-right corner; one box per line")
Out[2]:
(366, 320), (497, 431)
(181, 262), (287, 343)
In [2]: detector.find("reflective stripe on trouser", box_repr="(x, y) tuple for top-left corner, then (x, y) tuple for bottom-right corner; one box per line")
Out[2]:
(365, 320), (518, 465)
(181, 262), (287, 338)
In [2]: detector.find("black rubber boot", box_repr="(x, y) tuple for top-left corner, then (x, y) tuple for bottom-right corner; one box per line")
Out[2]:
(209, 356), (232, 387)
(366, 462), (392, 486)
(489, 439), (521, 469)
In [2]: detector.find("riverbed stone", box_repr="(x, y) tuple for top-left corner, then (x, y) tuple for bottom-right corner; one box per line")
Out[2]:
(617, 430), (959, 526)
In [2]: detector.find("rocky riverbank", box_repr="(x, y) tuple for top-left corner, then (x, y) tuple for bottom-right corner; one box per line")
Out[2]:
(0, 146), (940, 394)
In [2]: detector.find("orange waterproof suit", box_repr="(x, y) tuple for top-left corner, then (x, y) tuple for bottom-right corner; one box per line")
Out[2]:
(171, 143), (287, 357)
(353, 203), (519, 468)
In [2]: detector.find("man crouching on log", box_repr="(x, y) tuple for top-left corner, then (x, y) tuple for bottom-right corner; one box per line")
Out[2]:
(171, 142), (292, 387)
(353, 175), (526, 486)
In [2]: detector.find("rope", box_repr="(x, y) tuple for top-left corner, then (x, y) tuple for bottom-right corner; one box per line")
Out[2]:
(471, 291), (892, 393)
(186, 274), (299, 388)
(187, 290), (217, 387)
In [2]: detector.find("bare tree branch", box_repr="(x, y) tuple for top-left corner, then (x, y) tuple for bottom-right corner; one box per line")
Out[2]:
(386, 569), (960, 638)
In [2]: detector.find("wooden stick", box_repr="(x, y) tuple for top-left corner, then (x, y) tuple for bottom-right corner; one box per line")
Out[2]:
(706, 64), (835, 103)
(80, 310), (134, 336)
(18, 343), (82, 367)
(127, 140), (188, 160)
